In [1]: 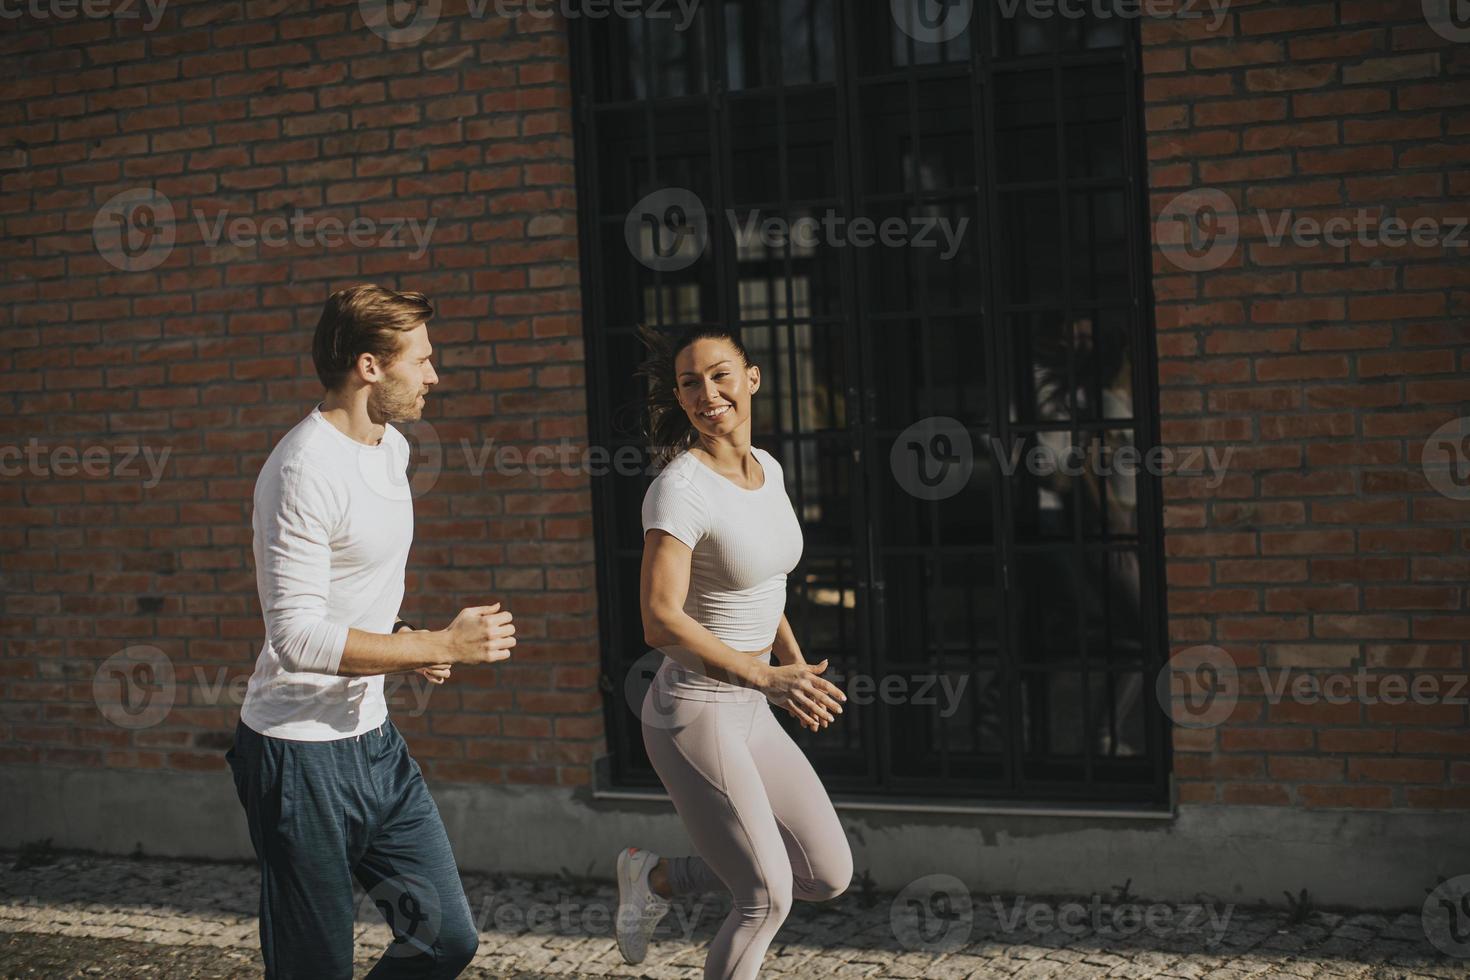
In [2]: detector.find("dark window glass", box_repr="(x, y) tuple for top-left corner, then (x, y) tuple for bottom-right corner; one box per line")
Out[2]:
(574, 3), (1163, 804)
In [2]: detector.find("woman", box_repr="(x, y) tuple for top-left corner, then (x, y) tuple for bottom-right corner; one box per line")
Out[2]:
(613, 325), (853, 979)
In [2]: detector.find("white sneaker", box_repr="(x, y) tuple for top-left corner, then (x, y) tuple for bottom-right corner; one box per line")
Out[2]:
(616, 846), (671, 965)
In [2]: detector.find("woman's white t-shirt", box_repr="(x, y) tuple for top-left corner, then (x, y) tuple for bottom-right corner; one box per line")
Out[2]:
(640, 446), (803, 700)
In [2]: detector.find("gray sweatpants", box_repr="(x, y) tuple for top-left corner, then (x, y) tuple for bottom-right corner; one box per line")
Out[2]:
(641, 684), (853, 980)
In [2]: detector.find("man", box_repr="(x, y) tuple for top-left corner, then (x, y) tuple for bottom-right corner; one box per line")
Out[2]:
(225, 283), (516, 979)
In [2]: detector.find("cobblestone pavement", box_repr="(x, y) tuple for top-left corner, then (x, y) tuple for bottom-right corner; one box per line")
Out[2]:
(0, 850), (1463, 979)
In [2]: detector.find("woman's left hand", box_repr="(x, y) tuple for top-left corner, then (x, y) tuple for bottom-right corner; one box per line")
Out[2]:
(782, 703), (825, 733)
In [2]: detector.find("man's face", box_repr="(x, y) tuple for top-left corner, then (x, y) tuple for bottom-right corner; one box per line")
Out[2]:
(368, 323), (438, 423)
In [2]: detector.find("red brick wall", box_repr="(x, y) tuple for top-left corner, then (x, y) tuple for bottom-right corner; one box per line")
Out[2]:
(0, 7), (601, 787)
(2, 2), (1467, 813)
(1143, 0), (1470, 809)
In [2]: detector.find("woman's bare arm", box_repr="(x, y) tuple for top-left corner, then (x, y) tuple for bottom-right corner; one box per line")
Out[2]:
(771, 613), (806, 666)
(640, 530), (775, 688)
(641, 532), (844, 729)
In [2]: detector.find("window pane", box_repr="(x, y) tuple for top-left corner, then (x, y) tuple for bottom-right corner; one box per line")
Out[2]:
(928, 316), (988, 427)
(994, 71), (1056, 184)
(1064, 65), (1127, 179)
(729, 95), (781, 205)
(916, 198), (982, 311)
(992, 3), (1056, 58)
(858, 83), (911, 195)
(743, 323), (848, 436)
(916, 75), (977, 190)
(1070, 189), (1130, 302)
(877, 435), (995, 548)
(1083, 548), (1145, 666)
(1016, 551), (1079, 662)
(998, 190), (1062, 305)
(788, 90), (840, 201)
(1059, 7), (1130, 51)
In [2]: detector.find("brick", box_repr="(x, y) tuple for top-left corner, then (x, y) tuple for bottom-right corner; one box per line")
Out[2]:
(1294, 88), (1392, 117)
(1246, 65), (1337, 92)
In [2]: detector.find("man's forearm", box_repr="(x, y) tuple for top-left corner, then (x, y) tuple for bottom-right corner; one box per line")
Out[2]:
(335, 627), (452, 676)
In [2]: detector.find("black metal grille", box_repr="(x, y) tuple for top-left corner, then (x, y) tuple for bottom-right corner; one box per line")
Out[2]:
(570, 0), (1169, 805)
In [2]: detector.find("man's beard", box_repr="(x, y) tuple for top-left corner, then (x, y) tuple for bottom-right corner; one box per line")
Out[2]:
(368, 380), (423, 423)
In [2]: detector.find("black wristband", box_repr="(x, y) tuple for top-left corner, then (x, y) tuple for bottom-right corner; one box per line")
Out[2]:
(393, 619), (414, 634)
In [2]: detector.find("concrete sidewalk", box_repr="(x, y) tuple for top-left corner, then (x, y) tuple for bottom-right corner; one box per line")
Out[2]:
(0, 848), (1461, 979)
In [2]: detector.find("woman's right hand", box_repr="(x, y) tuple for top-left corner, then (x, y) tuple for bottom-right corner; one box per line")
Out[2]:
(760, 659), (846, 732)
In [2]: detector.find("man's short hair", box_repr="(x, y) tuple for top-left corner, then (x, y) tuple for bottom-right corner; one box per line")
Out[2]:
(311, 284), (434, 391)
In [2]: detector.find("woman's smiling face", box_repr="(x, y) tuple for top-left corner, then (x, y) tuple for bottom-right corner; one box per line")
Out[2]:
(675, 336), (760, 437)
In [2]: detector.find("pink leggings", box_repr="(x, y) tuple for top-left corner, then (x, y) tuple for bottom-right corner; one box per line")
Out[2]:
(641, 688), (853, 980)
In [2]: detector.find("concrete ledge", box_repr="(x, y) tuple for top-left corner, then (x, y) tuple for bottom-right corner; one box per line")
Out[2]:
(1, 765), (1456, 910)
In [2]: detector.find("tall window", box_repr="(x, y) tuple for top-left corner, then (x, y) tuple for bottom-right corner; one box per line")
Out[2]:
(571, 0), (1168, 805)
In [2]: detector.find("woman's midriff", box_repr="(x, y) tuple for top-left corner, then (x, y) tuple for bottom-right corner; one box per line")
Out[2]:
(653, 646), (772, 703)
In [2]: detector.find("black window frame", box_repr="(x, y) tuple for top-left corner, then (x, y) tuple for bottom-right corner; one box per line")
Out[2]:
(569, 1), (1172, 808)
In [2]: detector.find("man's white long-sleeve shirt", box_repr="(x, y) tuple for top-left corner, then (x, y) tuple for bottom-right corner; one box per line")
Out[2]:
(240, 404), (414, 740)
